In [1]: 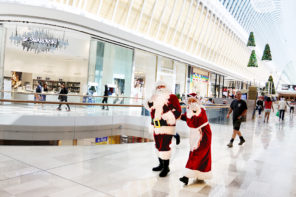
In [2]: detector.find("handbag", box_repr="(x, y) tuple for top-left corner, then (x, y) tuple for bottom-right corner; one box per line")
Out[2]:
(276, 111), (280, 117)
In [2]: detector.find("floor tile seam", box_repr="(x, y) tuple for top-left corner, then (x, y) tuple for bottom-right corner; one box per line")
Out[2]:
(44, 170), (115, 197)
(0, 169), (44, 182)
(0, 152), (114, 196)
(43, 150), (124, 171)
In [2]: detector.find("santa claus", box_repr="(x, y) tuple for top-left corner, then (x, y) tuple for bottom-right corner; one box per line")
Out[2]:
(145, 81), (181, 177)
(179, 93), (212, 185)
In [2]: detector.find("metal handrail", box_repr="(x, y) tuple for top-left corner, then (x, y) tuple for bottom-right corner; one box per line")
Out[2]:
(0, 99), (142, 107)
(1, 90), (144, 99)
(0, 99), (230, 109)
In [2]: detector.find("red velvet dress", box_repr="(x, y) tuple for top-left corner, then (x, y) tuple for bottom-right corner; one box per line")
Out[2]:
(181, 108), (212, 179)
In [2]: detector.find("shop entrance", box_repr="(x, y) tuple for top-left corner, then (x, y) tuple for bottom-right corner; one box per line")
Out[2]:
(2, 24), (90, 102)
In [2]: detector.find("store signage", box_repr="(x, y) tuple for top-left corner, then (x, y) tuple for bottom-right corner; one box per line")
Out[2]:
(192, 73), (209, 83)
(46, 77), (50, 81)
(282, 84), (296, 91)
(95, 137), (108, 145)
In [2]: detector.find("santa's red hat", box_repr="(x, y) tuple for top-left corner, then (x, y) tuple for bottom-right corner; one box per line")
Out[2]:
(187, 93), (198, 100)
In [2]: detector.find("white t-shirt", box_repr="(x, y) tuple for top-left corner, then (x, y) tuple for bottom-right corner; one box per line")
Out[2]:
(278, 100), (287, 110)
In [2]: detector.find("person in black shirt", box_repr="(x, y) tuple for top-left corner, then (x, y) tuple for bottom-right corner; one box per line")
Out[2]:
(256, 98), (264, 117)
(102, 85), (109, 110)
(226, 91), (247, 147)
(57, 83), (70, 111)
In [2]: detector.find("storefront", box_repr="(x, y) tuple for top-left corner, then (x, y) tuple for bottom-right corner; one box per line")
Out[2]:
(2, 23), (90, 102)
(188, 66), (210, 97)
(0, 22), (229, 103)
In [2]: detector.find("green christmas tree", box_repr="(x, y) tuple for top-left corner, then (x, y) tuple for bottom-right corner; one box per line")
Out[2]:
(265, 75), (276, 94)
(247, 50), (258, 67)
(262, 44), (272, 61)
(247, 32), (256, 47)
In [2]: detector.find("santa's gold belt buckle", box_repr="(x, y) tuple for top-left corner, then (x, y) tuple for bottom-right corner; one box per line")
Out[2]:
(154, 120), (161, 128)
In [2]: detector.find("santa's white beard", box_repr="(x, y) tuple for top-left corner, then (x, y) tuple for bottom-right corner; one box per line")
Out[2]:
(187, 103), (201, 118)
(151, 89), (170, 119)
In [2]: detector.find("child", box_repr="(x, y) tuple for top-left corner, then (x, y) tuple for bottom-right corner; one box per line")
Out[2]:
(179, 93), (212, 185)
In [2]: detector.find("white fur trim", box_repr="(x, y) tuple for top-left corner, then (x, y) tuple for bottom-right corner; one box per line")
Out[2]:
(162, 111), (176, 125)
(158, 151), (171, 160)
(154, 126), (176, 135)
(190, 128), (202, 151)
(184, 168), (212, 180)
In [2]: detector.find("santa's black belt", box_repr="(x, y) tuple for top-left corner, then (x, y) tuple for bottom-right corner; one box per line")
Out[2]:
(153, 119), (167, 128)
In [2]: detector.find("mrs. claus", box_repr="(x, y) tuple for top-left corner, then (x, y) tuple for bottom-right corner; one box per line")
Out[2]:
(179, 93), (212, 185)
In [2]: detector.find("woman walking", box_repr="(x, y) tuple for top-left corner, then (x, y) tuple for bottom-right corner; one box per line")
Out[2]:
(264, 97), (274, 123)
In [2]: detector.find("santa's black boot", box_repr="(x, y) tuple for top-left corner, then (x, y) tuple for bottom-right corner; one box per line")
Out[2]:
(152, 158), (163, 171)
(159, 159), (170, 177)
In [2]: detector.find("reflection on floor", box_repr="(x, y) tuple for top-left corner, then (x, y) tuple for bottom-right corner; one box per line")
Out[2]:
(0, 114), (296, 196)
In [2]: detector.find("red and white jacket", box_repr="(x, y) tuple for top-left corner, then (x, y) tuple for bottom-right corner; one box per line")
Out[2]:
(146, 94), (181, 135)
(181, 107), (209, 151)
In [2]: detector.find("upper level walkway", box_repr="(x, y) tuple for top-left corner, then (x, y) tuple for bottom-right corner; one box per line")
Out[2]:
(0, 113), (295, 196)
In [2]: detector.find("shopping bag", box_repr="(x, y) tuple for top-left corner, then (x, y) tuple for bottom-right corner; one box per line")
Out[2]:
(276, 111), (279, 117)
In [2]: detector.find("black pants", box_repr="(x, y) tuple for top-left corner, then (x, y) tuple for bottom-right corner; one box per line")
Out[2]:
(290, 107), (294, 113)
(58, 98), (70, 110)
(279, 110), (285, 120)
(258, 108), (262, 115)
(102, 97), (108, 109)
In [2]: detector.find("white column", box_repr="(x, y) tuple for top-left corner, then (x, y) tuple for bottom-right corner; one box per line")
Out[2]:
(147, 0), (158, 35)
(189, 6), (208, 52)
(111, 0), (119, 22)
(184, 2), (204, 51)
(136, 0), (147, 31)
(171, 0), (187, 44)
(194, 10), (213, 55)
(179, 0), (199, 48)
(156, 0), (169, 39)
(163, 0), (178, 41)
(125, 0), (134, 26)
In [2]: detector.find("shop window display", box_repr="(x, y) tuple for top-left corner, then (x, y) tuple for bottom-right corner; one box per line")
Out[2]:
(88, 39), (133, 103)
(3, 24), (90, 102)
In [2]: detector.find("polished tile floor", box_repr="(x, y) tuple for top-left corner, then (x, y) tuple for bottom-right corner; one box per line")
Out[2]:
(0, 113), (296, 197)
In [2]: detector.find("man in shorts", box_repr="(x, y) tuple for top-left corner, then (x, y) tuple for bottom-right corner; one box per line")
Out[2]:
(226, 91), (247, 148)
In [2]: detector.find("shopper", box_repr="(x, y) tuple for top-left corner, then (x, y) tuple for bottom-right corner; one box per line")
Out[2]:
(102, 85), (109, 110)
(256, 97), (264, 117)
(226, 91), (247, 148)
(278, 97), (287, 121)
(42, 83), (48, 101)
(145, 81), (181, 177)
(179, 93), (212, 185)
(35, 81), (42, 101)
(264, 97), (274, 123)
(57, 83), (70, 111)
(289, 99), (295, 114)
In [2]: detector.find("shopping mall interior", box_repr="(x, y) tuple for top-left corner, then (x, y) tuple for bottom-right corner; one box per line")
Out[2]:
(0, 0), (296, 196)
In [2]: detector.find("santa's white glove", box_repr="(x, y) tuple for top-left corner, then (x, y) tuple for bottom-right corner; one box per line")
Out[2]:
(162, 111), (176, 125)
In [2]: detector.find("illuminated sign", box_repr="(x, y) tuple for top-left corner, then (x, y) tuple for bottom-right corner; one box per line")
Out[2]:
(192, 73), (209, 82)
(95, 137), (108, 145)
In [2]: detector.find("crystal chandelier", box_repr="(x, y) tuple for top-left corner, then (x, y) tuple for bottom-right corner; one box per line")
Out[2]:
(9, 27), (69, 53)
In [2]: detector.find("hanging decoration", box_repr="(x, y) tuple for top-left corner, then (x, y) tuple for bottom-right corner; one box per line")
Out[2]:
(9, 27), (69, 54)
(247, 32), (256, 47)
(247, 50), (258, 67)
(265, 75), (276, 94)
(262, 44), (272, 61)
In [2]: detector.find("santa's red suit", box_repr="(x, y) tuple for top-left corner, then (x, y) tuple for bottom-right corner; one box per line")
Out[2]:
(180, 94), (212, 181)
(145, 81), (181, 177)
